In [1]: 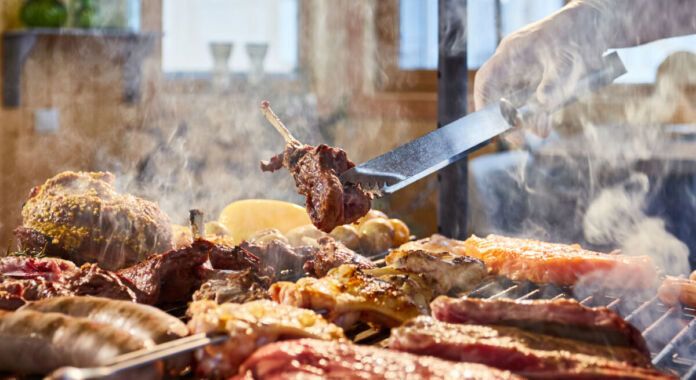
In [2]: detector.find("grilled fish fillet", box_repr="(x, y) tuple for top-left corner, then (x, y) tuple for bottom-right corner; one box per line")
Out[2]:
(385, 248), (486, 294)
(390, 316), (672, 380)
(187, 299), (344, 379)
(232, 338), (523, 380)
(269, 264), (429, 329)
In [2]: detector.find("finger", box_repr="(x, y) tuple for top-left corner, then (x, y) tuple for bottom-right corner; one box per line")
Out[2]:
(536, 47), (601, 108)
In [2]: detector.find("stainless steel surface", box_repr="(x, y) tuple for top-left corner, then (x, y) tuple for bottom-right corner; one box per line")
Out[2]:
(339, 102), (512, 196)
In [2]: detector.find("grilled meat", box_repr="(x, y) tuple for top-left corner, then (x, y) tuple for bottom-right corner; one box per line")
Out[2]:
(238, 238), (310, 274)
(385, 248), (486, 294)
(187, 299), (345, 378)
(658, 276), (696, 307)
(270, 264), (430, 329)
(303, 236), (375, 277)
(192, 268), (271, 304)
(431, 296), (650, 357)
(261, 137), (371, 233)
(462, 234), (657, 288)
(232, 338), (522, 380)
(20, 296), (187, 344)
(390, 316), (671, 380)
(15, 171), (173, 271)
(0, 310), (155, 375)
(0, 256), (136, 310)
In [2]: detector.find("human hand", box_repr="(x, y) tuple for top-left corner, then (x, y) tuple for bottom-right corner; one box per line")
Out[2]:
(474, 3), (607, 142)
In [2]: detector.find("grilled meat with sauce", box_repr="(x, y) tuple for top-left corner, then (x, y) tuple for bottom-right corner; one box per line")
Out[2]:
(14, 171), (174, 271)
(270, 264), (430, 329)
(431, 296), (650, 358)
(232, 338), (522, 380)
(385, 248), (486, 294)
(187, 299), (345, 378)
(390, 316), (671, 380)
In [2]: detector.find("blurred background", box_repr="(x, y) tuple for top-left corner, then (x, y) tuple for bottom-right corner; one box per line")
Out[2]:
(0, 0), (695, 266)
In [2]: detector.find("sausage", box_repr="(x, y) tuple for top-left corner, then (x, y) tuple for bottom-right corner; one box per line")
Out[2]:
(658, 276), (696, 307)
(20, 296), (188, 344)
(0, 310), (151, 374)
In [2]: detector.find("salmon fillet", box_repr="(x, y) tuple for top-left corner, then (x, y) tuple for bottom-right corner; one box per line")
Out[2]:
(464, 234), (658, 289)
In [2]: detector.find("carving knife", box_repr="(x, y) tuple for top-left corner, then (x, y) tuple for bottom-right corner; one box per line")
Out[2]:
(339, 52), (626, 196)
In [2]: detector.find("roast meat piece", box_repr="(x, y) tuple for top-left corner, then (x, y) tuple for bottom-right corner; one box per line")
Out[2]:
(187, 299), (345, 378)
(192, 268), (271, 304)
(270, 264), (430, 329)
(0, 310), (157, 376)
(238, 239), (309, 274)
(303, 236), (374, 277)
(15, 171), (174, 271)
(232, 338), (522, 380)
(390, 316), (671, 380)
(261, 142), (371, 233)
(431, 296), (650, 358)
(385, 248), (486, 294)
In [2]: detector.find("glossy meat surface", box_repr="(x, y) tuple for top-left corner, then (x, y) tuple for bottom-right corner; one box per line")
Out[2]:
(270, 264), (429, 329)
(261, 142), (371, 232)
(303, 236), (375, 277)
(187, 300), (345, 378)
(232, 338), (522, 380)
(657, 276), (696, 307)
(385, 248), (486, 294)
(16, 171), (173, 270)
(0, 310), (150, 374)
(390, 316), (661, 379)
(192, 268), (271, 304)
(464, 234), (658, 288)
(431, 296), (649, 357)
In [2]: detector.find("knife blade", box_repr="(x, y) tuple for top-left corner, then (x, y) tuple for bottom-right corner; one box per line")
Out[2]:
(340, 52), (626, 197)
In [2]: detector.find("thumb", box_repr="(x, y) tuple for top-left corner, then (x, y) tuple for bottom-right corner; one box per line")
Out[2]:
(535, 49), (589, 109)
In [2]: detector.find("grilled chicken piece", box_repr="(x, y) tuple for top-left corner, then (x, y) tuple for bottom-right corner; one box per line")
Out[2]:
(187, 299), (345, 379)
(232, 338), (522, 380)
(15, 171), (173, 271)
(0, 310), (156, 376)
(270, 264), (429, 329)
(431, 296), (650, 358)
(303, 236), (375, 277)
(385, 248), (486, 294)
(390, 316), (672, 380)
(260, 102), (371, 232)
(657, 276), (696, 308)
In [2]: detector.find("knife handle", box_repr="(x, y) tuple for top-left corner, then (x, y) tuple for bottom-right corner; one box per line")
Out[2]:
(500, 51), (627, 129)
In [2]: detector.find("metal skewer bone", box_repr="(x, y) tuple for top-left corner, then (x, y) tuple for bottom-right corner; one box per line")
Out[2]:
(261, 100), (300, 146)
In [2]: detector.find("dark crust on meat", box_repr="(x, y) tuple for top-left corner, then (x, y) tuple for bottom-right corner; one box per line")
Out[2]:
(303, 236), (375, 277)
(261, 143), (371, 232)
(17, 171), (174, 271)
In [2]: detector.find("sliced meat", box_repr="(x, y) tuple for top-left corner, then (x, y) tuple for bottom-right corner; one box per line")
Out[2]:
(187, 299), (345, 378)
(385, 248), (486, 294)
(303, 236), (374, 278)
(261, 141), (371, 233)
(431, 296), (650, 358)
(0, 255), (78, 282)
(232, 338), (522, 380)
(390, 316), (672, 380)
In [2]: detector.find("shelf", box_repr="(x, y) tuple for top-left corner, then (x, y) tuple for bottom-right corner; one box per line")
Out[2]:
(2, 28), (157, 107)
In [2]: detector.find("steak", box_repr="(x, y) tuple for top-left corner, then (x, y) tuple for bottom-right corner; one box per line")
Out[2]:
(431, 296), (650, 358)
(231, 338), (522, 380)
(390, 316), (672, 380)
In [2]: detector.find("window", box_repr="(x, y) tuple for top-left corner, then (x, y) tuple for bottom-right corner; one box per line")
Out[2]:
(398, 0), (564, 70)
(162, 0), (299, 74)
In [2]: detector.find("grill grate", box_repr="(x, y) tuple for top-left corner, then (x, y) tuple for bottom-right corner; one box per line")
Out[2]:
(466, 278), (696, 379)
